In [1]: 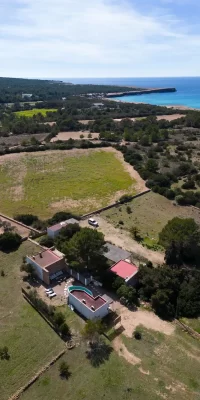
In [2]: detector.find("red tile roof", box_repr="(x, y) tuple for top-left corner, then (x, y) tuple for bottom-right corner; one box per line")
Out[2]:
(70, 290), (106, 311)
(110, 260), (138, 280)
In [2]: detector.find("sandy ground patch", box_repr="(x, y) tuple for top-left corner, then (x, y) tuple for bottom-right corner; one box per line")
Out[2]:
(112, 302), (174, 336)
(156, 114), (185, 121)
(0, 215), (31, 238)
(51, 198), (102, 212)
(113, 336), (141, 365)
(79, 120), (94, 124)
(80, 215), (164, 265)
(51, 130), (99, 142)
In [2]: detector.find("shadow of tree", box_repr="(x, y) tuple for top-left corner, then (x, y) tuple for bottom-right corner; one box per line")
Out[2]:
(86, 338), (113, 367)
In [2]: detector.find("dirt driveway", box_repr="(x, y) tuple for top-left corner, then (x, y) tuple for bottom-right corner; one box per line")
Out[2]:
(80, 216), (164, 265)
(112, 301), (174, 336)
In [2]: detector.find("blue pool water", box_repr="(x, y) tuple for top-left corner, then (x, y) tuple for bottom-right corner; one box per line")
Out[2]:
(61, 77), (200, 109)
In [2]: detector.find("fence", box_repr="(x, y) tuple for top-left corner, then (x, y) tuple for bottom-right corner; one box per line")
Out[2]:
(8, 349), (66, 400)
(81, 189), (151, 219)
(0, 212), (43, 235)
(174, 319), (200, 340)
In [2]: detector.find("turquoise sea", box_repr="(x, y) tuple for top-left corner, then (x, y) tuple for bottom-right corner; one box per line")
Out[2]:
(62, 77), (200, 109)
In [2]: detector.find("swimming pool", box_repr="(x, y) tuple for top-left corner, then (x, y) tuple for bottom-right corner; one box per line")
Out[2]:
(68, 286), (93, 296)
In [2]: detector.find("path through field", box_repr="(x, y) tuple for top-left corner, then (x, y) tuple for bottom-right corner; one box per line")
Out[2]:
(80, 215), (164, 264)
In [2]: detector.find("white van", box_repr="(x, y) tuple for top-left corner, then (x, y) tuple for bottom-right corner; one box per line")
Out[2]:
(88, 218), (98, 227)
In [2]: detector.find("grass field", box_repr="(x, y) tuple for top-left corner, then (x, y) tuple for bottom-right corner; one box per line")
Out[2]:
(180, 318), (200, 334)
(14, 108), (57, 117)
(20, 326), (200, 400)
(0, 149), (136, 218)
(0, 241), (65, 400)
(101, 191), (200, 240)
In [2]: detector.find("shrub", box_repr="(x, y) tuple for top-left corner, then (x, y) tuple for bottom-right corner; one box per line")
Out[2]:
(40, 235), (54, 248)
(15, 214), (38, 226)
(59, 361), (70, 379)
(126, 206), (132, 214)
(119, 194), (132, 204)
(182, 180), (196, 190)
(1, 270), (5, 277)
(0, 232), (21, 252)
(134, 329), (142, 340)
(0, 346), (10, 360)
(119, 220), (124, 225)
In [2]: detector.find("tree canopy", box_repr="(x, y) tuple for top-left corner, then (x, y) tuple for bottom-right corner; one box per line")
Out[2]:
(63, 227), (106, 271)
(159, 217), (200, 263)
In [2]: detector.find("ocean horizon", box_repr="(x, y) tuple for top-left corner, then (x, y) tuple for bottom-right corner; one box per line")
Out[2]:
(58, 77), (200, 109)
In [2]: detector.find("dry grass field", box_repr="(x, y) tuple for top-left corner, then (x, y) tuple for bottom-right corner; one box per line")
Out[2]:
(0, 148), (137, 219)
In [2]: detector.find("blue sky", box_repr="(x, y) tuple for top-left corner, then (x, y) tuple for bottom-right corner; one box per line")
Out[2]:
(0, 0), (200, 78)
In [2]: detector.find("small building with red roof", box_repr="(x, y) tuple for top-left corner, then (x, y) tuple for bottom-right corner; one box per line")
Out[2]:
(109, 259), (138, 286)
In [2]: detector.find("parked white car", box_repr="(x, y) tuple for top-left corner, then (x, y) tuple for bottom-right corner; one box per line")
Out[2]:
(88, 218), (98, 227)
(45, 288), (53, 293)
(48, 292), (56, 298)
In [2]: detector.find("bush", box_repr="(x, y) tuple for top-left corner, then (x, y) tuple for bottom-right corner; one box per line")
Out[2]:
(126, 206), (132, 214)
(119, 194), (132, 204)
(182, 180), (196, 190)
(15, 214), (38, 226)
(134, 329), (142, 340)
(0, 346), (10, 360)
(119, 220), (124, 225)
(0, 232), (21, 252)
(59, 361), (71, 379)
(39, 235), (54, 248)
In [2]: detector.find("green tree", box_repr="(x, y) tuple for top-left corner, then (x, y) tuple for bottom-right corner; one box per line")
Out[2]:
(0, 232), (21, 252)
(63, 228), (105, 271)
(151, 290), (175, 320)
(116, 285), (138, 305)
(82, 319), (105, 343)
(159, 217), (200, 263)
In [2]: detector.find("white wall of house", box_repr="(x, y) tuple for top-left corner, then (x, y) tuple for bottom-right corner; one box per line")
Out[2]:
(68, 293), (109, 320)
(26, 256), (43, 281)
(47, 227), (58, 239)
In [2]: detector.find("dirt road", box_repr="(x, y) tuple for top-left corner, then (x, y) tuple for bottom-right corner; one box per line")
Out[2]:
(80, 216), (164, 265)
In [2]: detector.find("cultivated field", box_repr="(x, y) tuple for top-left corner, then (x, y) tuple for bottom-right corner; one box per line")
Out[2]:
(51, 130), (99, 142)
(0, 148), (137, 219)
(21, 324), (200, 400)
(0, 241), (65, 400)
(14, 108), (57, 117)
(101, 191), (200, 240)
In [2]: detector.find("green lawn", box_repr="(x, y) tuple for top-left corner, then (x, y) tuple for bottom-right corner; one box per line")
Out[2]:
(101, 191), (200, 240)
(14, 108), (57, 117)
(0, 241), (65, 400)
(21, 326), (200, 400)
(0, 149), (136, 218)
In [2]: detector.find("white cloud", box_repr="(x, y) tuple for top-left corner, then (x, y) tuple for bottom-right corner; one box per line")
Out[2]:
(0, 0), (200, 77)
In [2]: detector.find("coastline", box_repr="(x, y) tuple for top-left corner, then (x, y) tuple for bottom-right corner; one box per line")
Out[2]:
(104, 97), (200, 111)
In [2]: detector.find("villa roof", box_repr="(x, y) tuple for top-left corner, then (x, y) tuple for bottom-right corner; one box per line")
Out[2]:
(70, 290), (106, 311)
(48, 218), (79, 232)
(27, 249), (63, 270)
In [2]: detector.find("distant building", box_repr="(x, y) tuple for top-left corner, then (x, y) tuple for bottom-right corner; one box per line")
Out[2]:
(26, 248), (66, 285)
(92, 103), (104, 108)
(109, 259), (138, 286)
(22, 93), (32, 99)
(68, 287), (109, 320)
(47, 218), (79, 239)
